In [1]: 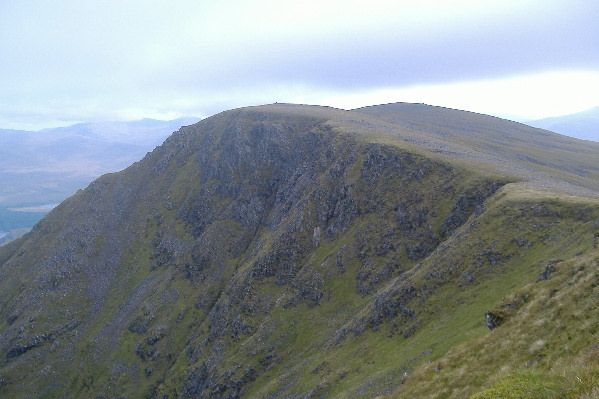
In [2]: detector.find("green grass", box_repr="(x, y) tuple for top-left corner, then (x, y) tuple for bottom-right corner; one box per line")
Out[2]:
(471, 370), (568, 399)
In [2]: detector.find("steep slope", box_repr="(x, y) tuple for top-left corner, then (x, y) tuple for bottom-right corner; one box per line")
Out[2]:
(0, 104), (598, 398)
(387, 229), (599, 399)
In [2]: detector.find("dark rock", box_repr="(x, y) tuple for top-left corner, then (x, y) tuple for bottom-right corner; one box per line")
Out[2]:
(441, 183), (504, 237)
(485, 311), (502, 330)
(6, 335), (46, 359)
(128, 315), (152, 335)
(537, 259), (563, 281)
(460, 271), (474, 285)
(539, 264), (555, 281)
(147, 331), (166, 346)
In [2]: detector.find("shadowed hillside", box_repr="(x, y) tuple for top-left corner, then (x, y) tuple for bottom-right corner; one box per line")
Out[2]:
(0, 103), (597, 398)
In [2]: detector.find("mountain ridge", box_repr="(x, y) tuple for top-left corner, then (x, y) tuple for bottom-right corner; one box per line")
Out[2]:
(0, 103), (597, 398)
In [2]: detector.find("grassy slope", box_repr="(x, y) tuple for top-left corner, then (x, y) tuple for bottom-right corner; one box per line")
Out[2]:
(355, 102), (599, 195)
(387, 200), (599, 398)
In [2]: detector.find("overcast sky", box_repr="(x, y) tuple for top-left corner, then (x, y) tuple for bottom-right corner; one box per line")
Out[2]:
(1, 0), (598, 130)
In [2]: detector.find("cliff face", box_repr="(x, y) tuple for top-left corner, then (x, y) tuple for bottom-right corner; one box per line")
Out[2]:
(0, 104), (598, 398)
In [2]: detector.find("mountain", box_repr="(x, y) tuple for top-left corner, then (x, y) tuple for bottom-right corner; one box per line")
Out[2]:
(0, 229), (29, 247)
(0, 103), (598, 398)
(0, 117), (199, 207)
(527, 106), (599, 142)
(0, 117), (200, 242)
(39, 117), (201, 147)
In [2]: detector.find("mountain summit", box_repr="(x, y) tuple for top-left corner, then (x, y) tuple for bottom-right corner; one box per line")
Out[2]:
(0, 103), (598, 398)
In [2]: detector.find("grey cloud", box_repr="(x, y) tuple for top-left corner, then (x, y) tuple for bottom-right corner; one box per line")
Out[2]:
(1, 0), (598, 128)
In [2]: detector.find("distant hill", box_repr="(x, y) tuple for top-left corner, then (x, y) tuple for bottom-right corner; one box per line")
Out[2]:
(39, 117), (201, 147)
(527, 106), (599, 142)
(1, 103), (598, 398)
(0, 117), (199, 238)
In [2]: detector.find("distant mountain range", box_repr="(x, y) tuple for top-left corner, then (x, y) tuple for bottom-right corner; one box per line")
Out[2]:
(527, 106), (599, 142)
(0, 117), (199, 237)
